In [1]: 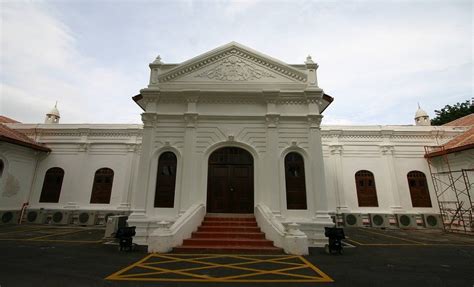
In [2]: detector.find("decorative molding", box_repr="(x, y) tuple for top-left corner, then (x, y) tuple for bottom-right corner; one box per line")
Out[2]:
(142, 113), (158, 128)
(380, 145), (395, 155)
(184, 113), (198, 128)
(78, 143), (90, 152)
(158, 48), (307, 83)
(307, 115), (323, 129)
(265, 114), (280, 128)
(329, 144), (343, 155)
(195, 55), (276, 81)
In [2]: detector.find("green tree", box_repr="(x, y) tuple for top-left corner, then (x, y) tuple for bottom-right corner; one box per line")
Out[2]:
(431, 100), (474, 126)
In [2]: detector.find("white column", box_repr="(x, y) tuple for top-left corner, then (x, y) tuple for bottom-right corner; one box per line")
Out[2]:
(330, 145), (349, 213)
(129, 113), (156, 218)
(308, 115), (332, 223)
(264, 113), (279, 211)
(181, 113), (198, 209)
(118, 143), (137, 210)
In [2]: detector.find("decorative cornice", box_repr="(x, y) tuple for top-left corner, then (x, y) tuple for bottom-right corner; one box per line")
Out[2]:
(158, 48), (307, 83)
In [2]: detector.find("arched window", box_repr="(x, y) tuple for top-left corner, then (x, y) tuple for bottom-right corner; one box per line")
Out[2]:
(154, 152), (177, 208)
(355, 170), (378, 207)
(90, 168), (114, 204)
(407, 171), (432, 207)
(39, 167), (64, 203)
(284, 152), (307, 209)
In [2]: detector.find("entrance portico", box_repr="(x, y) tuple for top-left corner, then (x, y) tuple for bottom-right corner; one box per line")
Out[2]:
(128, 42), (334, 254)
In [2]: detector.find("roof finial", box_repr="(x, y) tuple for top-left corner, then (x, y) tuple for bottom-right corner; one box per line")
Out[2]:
(152, 55), (163, 64)
(417, 102), (420, 109)
(305, 55), (314, 64)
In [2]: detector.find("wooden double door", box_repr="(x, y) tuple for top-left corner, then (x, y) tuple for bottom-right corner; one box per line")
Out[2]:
(207, 147), (254, 213)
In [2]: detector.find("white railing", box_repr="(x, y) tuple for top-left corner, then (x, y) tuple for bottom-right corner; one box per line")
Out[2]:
(147, 203), (205, 253)
(255, 203), (309, 255)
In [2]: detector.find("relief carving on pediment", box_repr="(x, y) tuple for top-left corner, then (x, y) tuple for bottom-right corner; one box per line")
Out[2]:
(195, 55), (276, 81)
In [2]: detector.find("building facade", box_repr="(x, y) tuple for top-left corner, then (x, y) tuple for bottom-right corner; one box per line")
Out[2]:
(0, 43), (470, 254)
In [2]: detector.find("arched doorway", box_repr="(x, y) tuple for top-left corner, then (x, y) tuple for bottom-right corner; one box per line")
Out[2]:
(207, 147), (254, 213)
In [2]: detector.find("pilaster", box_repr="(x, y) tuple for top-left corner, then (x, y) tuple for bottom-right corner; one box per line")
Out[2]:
(307, 115), (332, 223)
(129, 113), (157, 219)
(380, 144), (402, 212)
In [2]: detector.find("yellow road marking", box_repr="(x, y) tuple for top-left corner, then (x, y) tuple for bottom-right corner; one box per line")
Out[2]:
(26, 229), (89, 240)
(358, 228), (426, 245)
(345, 238), (365, 246)
(106, 253), (334, 283)
(0, 226), (46, 235)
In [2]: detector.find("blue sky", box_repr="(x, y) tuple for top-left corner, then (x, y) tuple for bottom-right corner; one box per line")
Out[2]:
(1, 0), (472, 125)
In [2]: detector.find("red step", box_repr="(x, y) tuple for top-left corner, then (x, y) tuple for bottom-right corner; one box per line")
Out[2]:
(191, 231), (265, 239)
(201, 221), (258, 227)
(172, 214), (284, 254)
(197, 226), (261, 233)
(204, 217), (256, 222)
(183, 238), (274, 247)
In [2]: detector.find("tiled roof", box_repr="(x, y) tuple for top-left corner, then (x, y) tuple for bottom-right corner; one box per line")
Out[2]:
(0, 123), (50, 152)
(443, 113), (474, 127)
(426, 113), (474, 157)
(0, 115), (20, 123)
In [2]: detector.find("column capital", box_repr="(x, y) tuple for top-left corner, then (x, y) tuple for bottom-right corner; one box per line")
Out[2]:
(307, 114), (323, 129)
(265, 113), (280, 128)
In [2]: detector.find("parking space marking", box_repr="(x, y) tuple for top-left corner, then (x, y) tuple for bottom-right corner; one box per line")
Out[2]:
(0, 225), (105, 243)
(106, 253), (334, 283)
(357, 228), (427, 245)
(0, 225), (46, 235)
(26, 229), (88, 240)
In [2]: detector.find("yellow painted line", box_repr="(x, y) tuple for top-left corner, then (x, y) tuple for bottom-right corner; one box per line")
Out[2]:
(0, 238), (103, 243)
(358, 228), (427, 245)
(26, 229), (88, 240)
(345, 238), (366, 246)
(106, 253), (334, 283)
(299, 256), (334, 283)
(0, 226), (46, 235)
(106, 254), (155, 280)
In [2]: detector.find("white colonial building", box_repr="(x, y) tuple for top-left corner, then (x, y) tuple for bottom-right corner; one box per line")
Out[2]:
(0, 43), (471, 254)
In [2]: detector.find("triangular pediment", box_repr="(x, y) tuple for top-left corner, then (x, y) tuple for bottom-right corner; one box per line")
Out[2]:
(157, 42), (308, 84)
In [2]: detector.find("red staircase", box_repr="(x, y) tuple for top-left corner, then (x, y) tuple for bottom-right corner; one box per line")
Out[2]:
(173, 214), (284, 254)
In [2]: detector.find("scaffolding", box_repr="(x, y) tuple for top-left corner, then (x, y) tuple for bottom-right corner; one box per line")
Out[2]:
(425, 146), (473, 233)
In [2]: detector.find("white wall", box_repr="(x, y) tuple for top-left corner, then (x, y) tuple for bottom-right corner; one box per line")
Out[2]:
(0, 142), (39, 210)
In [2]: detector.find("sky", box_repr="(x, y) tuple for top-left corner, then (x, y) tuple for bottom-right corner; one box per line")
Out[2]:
(1, 0), (472, 125)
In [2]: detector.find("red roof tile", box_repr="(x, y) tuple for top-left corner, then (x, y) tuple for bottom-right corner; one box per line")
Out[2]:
(426, 113), (474, 157)
(0, 124), (50, 152)
(0, 116), (20, 123)
(442, 113), (474, 126)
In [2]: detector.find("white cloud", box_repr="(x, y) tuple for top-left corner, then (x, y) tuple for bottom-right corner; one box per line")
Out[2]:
(0, 2), (142, 123)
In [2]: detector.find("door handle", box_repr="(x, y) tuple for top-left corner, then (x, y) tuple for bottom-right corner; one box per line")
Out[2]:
(230, 187), (234, 192)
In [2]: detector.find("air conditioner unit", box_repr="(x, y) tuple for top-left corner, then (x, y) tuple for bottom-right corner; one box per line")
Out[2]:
(422, 214), (443, 229)
(96, 212), (117, 226)
(50, 211), (73, 225)
(104, 215), (128, 238)
(74, 211), (98, 226)
(343, 213), (364, 227)
(0, 211), (19, 224)
(25, 210), (47, 224)
(396, 214), (418, 228)
(369, 214), (391, 228)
